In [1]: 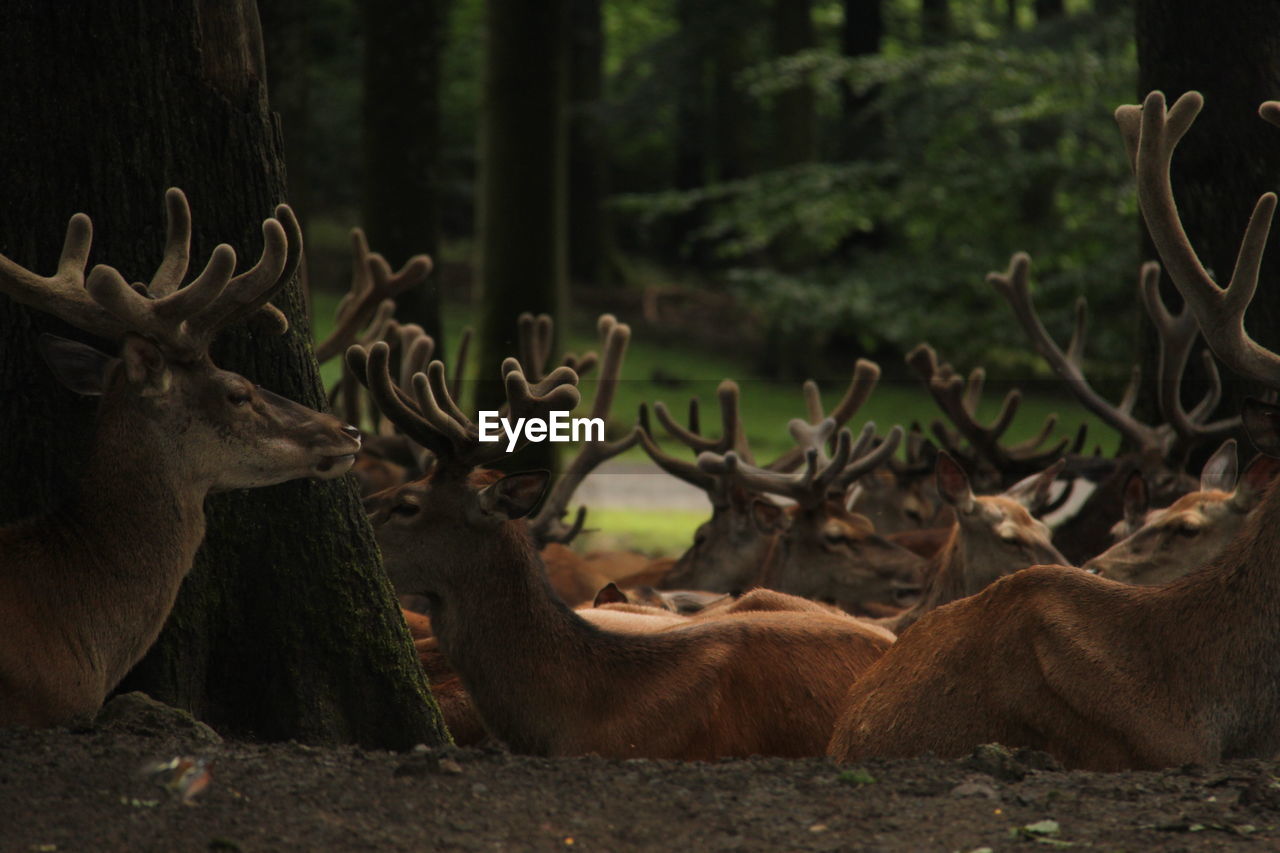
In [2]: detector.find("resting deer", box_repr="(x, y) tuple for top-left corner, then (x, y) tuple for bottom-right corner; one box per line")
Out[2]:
(1084, 432), (1280, 587)
(829, 91), (1280, 772)
(352, 342), (893, 758)
(698, 420), (928, 614)
(641, 362), (882, 593)
(0, 189), (360, 727)
(886, 451), (1067, 634)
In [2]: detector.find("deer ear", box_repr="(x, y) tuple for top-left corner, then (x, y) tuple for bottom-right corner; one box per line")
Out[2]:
(36, 333), (118, 396)
(1230, 453), (1280, 512)
(935, 451), (975, 513)
(478, 470), (550, 520)
(750, 499), (788, 534)
(1243, 397), (1280, 458)
(1200, 438), (1238, 492)
(593, 582), (627, 607)
(119, 335), (171, 396)
(1121, 470), (1149, 533)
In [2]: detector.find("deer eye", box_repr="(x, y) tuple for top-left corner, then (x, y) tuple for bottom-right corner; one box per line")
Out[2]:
(392, 502), (420, 518)
(1176, 523), (1200, 537)
(227, 388), (251, 406)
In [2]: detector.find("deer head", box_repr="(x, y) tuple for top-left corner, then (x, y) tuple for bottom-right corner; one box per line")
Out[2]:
(0, 188), (360, 490)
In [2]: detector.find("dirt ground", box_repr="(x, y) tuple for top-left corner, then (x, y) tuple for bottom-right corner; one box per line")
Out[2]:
(3, 695), (1279, 852)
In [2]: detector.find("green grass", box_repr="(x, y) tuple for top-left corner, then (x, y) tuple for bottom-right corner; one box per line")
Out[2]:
(309, 290), (1123, 555)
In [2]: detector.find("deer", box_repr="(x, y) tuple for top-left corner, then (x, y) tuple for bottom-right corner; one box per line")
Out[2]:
(0, 189), (361, 728)
(640, 360), (890, 594)
(828, 90), (1280, 772)
(695, 419), (928, 614)
(351, 341), (894, 758)
(986, 251), (1241, 563)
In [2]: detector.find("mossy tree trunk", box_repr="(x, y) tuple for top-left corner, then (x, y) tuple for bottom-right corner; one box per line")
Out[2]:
(475, 0), (569, 455)
(1135, 0), (1280, 438)
(362, 0), (447, 342)
(0, 0), (447, 749)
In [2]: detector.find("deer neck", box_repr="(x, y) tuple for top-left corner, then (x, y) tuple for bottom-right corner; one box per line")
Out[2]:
(35, 398), (210, 689)
(428, 524), (627, 753)
(898, 527), (963, 626)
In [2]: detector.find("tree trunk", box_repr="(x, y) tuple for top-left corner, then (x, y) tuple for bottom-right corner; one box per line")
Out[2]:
(666, 0), (709, 264)
(475, 0), (568, 474)
(362, 0), (447, 342)
(1034, 0), (1065, 21)
(840, 0), (885, 158)
(1135, 0), (1280, 434)
(710, 12), (756, 182)
(922, 0), (951, 45)
(567, 0), (616, 290)
(772, 0), (816, 167)
(0, 0), (447, 749)
(259, 0), (312, 227)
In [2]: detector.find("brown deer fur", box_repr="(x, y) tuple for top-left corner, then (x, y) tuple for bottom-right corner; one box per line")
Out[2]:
(371, 468), (893, 759)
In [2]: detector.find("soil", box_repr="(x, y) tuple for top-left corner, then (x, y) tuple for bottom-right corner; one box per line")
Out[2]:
(3, 695), (1279, 852)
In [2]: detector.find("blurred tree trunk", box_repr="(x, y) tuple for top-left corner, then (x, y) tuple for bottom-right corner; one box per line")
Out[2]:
(475, 0), (568, 464)
(567, 0), (616, 289)
(259, 0), (311, 226)
(710, 8), (755, 181)
(772, 0), (816, 167)
(0, 0), (447, 749)
(362, 0), (447, 342)
(840, 0), (884, 158)
(1007, 0), (1018, 30)
(1034, 0), (1065, 20)
(667, 0), (709, 264)
(922, 0), (951, 44)
(1134, 0), (1280, 437)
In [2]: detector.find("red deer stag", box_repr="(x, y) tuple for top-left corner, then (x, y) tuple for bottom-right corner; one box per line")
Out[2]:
(352, 342), (893, 758)
(1084, 440), (1279, 584)
(886, 451), (1067, 633)
(697, 419), (928, 614)
(828, 91), (1280, 771)
(0, 189), (360, 727)
(641, 361), (885, 594)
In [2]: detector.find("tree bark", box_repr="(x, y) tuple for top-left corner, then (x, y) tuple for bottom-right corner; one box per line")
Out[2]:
(1033, 0), (1065, 21)
(840, 0), (885, 158)
(362, 0), (447, 341)
(1135, 0), (1280, 432)
(567, 0), (616, 290)
(772, 0), (816, 167)
(475, 0), (568, 474)
(0, 0), (447, 749)
(259, 0), (312, 227)
(922, 0), (951, 45)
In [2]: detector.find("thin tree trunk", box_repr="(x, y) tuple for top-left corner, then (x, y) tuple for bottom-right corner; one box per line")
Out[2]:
(475, 0), (568, 474)
(0, 0), (447, 748)
(362, 0), (447, 342)
(1034, 0), (1065, 20)
(922, 0), (951, 45)
(1134, 0), (1280, 434)
(567, 0), (616, 289)
(840, 0), (884, 158)
(772, 0), (816, 167)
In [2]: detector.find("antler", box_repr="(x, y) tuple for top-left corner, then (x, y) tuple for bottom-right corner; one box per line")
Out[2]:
(1136, 260), (1240, 444)
(347, 341), (580, 474)
(528, 315), (642, 545)
(697, 419), (905, 509)
(516, 312), (598, 383)
(313, 228), (431, 364)
(637, 379), (742, 503)
(1116, 90), (1280, 388)
(0, 188), (300, 359)
(906, 340), (1068, 475)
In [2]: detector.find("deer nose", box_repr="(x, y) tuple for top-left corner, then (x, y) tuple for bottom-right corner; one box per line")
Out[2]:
(341, 424), (361, 441)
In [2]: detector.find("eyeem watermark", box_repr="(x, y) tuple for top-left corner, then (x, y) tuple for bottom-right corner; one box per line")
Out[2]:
(478, 411), (604, 452)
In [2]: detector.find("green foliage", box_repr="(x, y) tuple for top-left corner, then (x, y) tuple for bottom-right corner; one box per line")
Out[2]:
(614, 10), (1141, 378)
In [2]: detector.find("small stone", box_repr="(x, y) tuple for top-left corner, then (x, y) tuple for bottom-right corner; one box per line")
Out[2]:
(808, 824), (828, 833)
(951, 781), (999, 799)
(412, 744), (432, 754)
(439, 758), (463, 774)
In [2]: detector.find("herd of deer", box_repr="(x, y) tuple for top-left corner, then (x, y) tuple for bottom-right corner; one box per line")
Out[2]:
(5, 91), (1280, 773)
